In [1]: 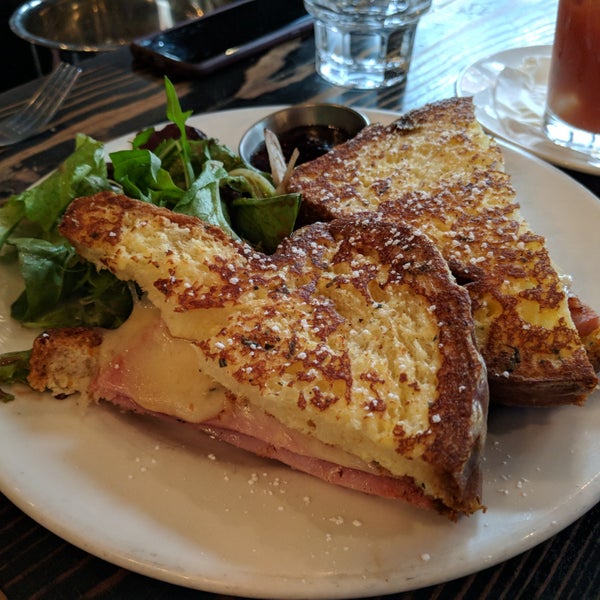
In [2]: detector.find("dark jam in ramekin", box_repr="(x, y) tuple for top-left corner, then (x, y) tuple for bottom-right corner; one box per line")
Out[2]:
(250, 124), (354, 172)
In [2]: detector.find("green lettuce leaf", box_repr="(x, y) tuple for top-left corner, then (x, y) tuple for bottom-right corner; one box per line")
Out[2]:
(0, 350), (32, 402)
(231, 193), (301, 253)
(0, 134), (111, 251)
(8, 237), (132, 329)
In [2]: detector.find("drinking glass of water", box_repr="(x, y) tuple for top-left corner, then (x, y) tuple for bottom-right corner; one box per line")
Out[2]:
(303, 0), (432, 89)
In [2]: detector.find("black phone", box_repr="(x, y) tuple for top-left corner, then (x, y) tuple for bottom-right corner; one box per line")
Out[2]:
(130, 0), (313, 78)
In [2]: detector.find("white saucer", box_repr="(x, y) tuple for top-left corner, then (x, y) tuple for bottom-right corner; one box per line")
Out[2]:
(456, 45), (600, 175)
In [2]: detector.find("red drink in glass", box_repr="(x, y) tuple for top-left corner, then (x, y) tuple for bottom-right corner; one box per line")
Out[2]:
(543, 0), (600, 153)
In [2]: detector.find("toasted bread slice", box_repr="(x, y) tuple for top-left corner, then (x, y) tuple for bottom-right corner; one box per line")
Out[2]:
(287, 97), (598, 406)
(27, 310), (477, 517)
(53, 190), (488, 516)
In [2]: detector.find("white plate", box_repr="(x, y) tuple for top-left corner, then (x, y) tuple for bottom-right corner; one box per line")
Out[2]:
(1, 107), (599, 599)
(456, 45), (600, 176)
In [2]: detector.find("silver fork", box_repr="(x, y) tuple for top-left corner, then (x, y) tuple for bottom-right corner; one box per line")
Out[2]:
(0, 62), (81, 147)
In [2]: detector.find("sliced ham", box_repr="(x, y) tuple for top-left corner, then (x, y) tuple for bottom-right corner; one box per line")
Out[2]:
(569, 295), (600, 338)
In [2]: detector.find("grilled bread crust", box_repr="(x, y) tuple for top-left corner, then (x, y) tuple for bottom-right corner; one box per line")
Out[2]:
(57, 191), (488, 516)
(28, 327), (103, 396)
(288, 97), (598, 406)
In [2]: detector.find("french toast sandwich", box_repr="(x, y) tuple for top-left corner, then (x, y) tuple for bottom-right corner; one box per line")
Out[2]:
(287, 97), (599, 406)
(29, 190), (488, 517)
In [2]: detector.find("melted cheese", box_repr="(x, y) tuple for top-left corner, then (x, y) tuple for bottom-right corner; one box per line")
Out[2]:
(100, 301), (225, 423)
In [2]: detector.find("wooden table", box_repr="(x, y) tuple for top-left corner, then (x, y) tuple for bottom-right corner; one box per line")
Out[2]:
(1, 0), (598, 598)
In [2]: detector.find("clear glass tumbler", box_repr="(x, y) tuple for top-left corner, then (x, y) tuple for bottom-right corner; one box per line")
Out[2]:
(303, 0), (432, 90)
(542, 0), (600, 156)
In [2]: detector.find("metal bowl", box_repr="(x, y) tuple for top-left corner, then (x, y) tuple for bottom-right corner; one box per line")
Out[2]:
(239, 103), (369, 171)
(10, 0), (233, 53)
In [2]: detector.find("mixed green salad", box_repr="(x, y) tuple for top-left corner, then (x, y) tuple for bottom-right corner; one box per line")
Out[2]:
(0, 78), (301, 400)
